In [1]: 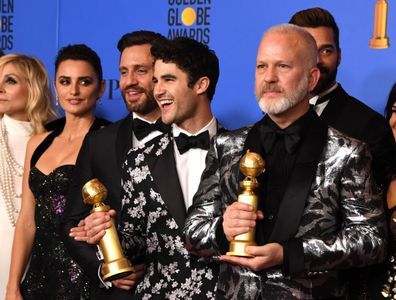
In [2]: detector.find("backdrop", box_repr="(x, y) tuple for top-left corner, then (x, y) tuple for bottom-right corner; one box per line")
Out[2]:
(5, 0), (395, 129)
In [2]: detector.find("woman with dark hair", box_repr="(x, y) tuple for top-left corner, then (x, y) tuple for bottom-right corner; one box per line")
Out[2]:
(384, 83), (396, 140)
(382, 82), (396, 299)
(6, 44), (110, 300)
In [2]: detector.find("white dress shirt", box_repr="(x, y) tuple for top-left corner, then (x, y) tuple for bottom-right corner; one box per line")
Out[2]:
(172, 117), (217, 210)
(309, 83), (338, 116)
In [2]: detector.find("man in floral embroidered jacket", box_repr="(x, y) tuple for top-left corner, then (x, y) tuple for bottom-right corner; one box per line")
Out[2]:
(183, 24), (386, 299)
(86, 37), (223, 299)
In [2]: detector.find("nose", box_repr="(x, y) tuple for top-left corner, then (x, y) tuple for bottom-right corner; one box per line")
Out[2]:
(70, 81), (80, 95)
(124, 72), (138, 87)
(263, 66), (277, 83)
(153, 81), (165, 99)
(0, 82), (4, 93)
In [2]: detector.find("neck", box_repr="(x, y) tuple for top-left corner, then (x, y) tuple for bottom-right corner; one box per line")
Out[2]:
(134, 107), (161, 123)
(268, 100), (309, 129)
(59, 113), (95, 141)
(177, 99), (213, 134)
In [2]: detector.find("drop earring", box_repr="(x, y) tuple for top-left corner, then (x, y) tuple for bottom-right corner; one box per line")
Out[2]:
(55, 96), (59, 106)
(98, 98), (102, 106)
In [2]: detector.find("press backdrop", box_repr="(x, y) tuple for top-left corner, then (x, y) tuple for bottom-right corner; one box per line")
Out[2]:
(4, 0), (395, 129)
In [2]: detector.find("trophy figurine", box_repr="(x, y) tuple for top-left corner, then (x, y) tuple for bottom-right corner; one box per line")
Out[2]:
(82, 178), (134, 281)
(227, 150), (265, 257)
(369, 0), (389, 48)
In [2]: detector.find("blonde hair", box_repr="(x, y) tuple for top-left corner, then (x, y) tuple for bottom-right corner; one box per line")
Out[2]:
(0, 54), (58, 134)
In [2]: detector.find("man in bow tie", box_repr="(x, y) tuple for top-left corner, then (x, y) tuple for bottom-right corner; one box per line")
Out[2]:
(290, 8), (396, 298)
(84, 37), (222, 299)
(184, 24), (386, 299)
(60, 31), (168, 299)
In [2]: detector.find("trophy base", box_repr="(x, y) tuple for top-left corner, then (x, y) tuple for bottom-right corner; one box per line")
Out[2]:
(227, 241), (257, 257)
(102, 258), (134, 281)
(369, 36), (389, 48)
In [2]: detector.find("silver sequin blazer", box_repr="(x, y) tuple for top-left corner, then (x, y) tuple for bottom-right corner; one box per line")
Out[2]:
(184, 116), (386, 300)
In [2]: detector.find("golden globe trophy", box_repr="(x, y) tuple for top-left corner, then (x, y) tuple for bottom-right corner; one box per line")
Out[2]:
(82, 178), (134, 281)
(227, 150), (265, 257)
(369, 0), (389, 48)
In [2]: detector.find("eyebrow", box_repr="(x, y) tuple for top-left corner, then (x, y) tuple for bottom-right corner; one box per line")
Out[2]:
(160, 74), (177, 80)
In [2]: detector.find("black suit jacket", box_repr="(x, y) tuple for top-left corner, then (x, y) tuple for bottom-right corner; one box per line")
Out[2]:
(61, 114), (134, 299)
(320, 85), (396, 187)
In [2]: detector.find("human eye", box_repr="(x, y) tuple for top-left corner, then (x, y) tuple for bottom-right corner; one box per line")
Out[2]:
(58, 78), (70, 85)
(320, 47), (333, 56)
(5, 76), (17, 84)
(136, 67), (148, 75)
(119, 68), (128, 77)
(256, 63), (266, 70)
(152, 77), (158, 84)
(80, 78), (93, 86)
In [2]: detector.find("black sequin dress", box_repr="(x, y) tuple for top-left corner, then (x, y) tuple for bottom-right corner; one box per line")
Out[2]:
(20, 129), (91, 299)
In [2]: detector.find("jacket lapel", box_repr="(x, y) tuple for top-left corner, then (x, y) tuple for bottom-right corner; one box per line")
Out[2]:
(116, 114), (133, 170)
(147, 134), (186, 229)
(319, 85), (348, 125)
(268, 114), (328, 242)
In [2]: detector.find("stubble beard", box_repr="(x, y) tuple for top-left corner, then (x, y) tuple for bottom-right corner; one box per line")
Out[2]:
(123, 89), (159, 115)
(256, 75), (310, 115)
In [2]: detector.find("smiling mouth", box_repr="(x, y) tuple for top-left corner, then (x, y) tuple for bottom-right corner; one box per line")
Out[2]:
(158, 99), (173, 108)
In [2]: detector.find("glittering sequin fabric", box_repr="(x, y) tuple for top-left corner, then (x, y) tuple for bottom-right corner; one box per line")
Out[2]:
(20, 165), (90, 300)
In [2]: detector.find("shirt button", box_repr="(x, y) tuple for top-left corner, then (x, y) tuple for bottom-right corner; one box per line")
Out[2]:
(268, 214), (274, 221)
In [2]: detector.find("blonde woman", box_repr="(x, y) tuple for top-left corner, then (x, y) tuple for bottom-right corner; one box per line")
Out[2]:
(0, 54), (57, 298)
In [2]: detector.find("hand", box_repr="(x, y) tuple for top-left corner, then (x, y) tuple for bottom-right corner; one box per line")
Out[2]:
(69, 219), (88, 241)
(5, 287), (23, 300)
(222, 202), (263, 241)
(112, 263), (145, 291)
(220, 243), (283, 272)
(83, 209), (117, 244)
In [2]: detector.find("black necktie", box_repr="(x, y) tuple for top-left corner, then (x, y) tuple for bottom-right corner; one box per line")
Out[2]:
(133, 118), (168, 140)
(174, 131), (210, 154)
(259, 124), (301, 154)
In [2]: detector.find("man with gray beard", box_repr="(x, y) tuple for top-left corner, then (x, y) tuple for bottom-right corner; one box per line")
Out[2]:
(184, 24), (386, 299)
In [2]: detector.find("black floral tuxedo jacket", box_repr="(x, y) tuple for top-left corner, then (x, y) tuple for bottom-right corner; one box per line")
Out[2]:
(119, 123), (225, 299)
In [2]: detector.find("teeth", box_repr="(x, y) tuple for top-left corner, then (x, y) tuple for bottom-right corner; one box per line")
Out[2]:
(127, 90), (141, 95)
(159, 100), (173, 106)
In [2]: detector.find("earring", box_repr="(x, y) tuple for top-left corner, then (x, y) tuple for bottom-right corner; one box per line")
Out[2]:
(55, 96), (59, 106)
(98, 98), (102, 106)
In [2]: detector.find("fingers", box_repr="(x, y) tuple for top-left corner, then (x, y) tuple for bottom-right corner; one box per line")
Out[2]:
(223, 202), (257, 239)
(112, 263), (146, 291)
(69, 224), (88, 242)
(84, 212), (112, 243)
(220, 243), (284, 272)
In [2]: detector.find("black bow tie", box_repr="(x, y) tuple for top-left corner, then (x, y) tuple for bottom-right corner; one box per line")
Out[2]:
(259, 124), (301, 154)
(133, 118), (168, 140)
(174, 131), (210, 154)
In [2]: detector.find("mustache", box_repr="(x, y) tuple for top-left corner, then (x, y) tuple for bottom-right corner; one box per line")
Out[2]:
(258, 83), (284, 96)
(122, 84), (146, 93)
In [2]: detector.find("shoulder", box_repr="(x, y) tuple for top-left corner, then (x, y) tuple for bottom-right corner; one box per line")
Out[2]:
(86, 116), (128, 140)
(340, 88), (385, 123)
(327, 126), (370, 157)
(27, 131), (51, 151)
(215, 125), (251, 146)
(25, 131), (52, 160)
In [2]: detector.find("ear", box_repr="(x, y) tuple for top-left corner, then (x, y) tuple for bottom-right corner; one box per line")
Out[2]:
(98, 80), (106, 99)
(194, 76), (210, 95)
(308, 67), (321, 93)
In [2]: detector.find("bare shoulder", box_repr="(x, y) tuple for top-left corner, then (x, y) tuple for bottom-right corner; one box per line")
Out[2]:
(26, 131), (51, 154)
